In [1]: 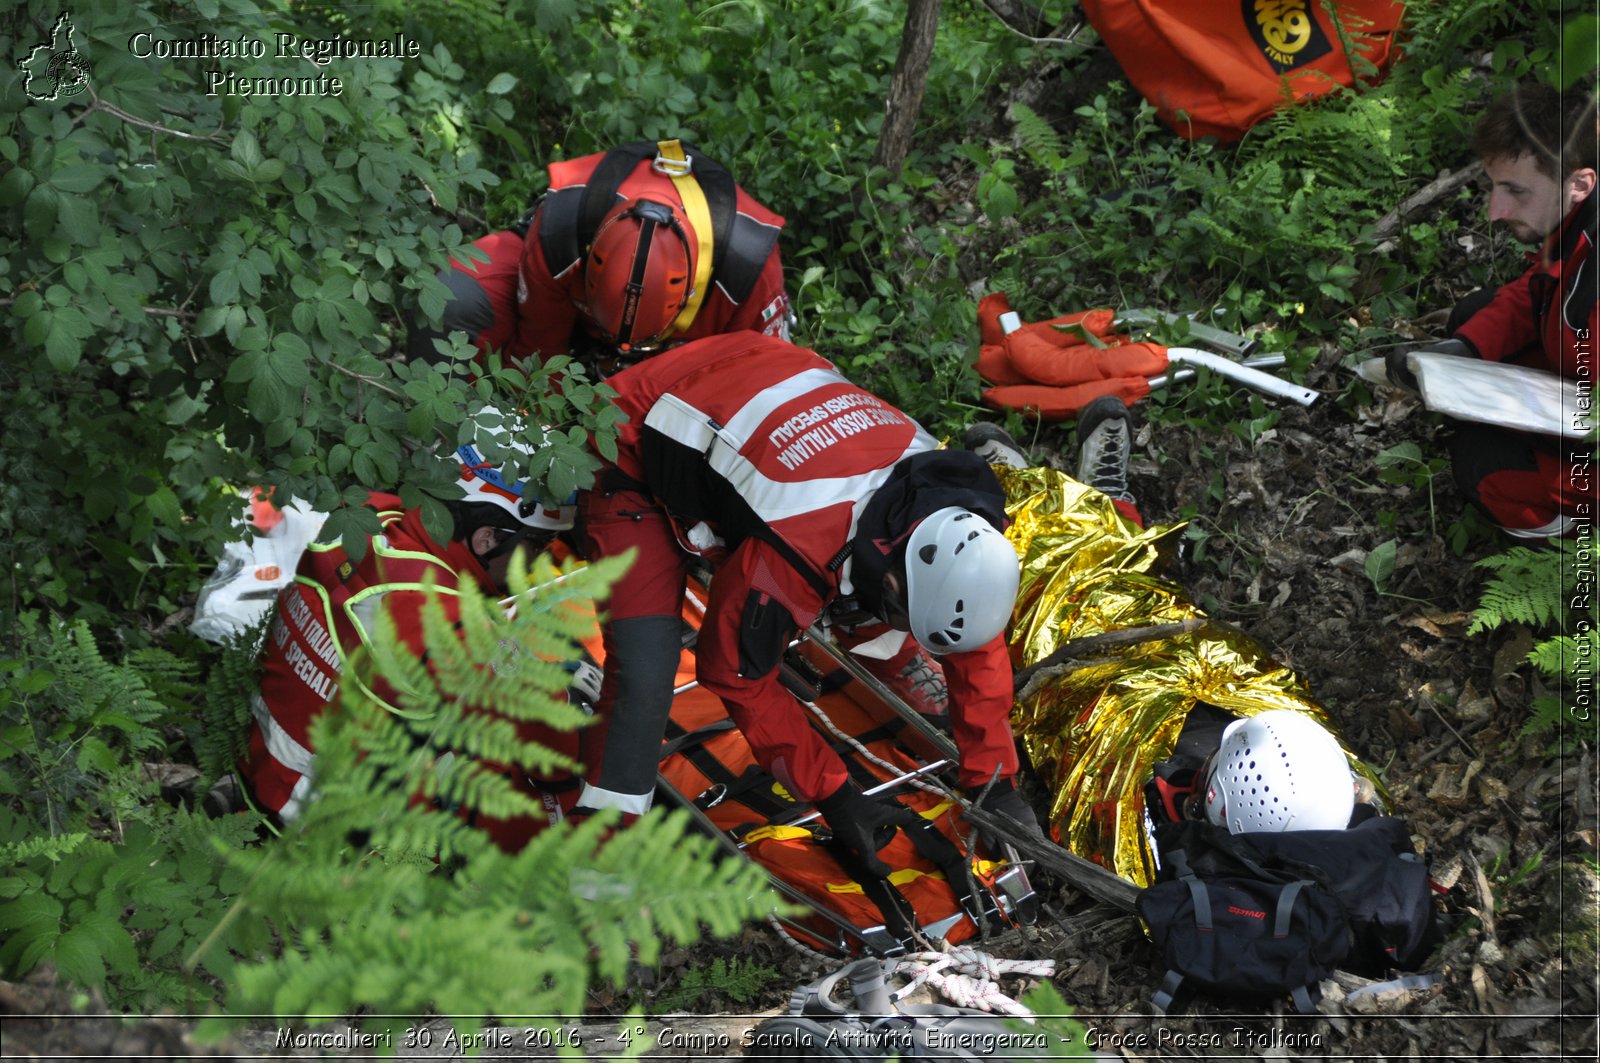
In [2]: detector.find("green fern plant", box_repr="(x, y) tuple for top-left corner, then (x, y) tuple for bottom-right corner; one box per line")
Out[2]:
(1010, 103), (1070, 176)
(195, 614), (271, 788)
(1469, 547), (1569, 634)
(197, 549), (787, 1046)
(0, 615), (189, 835)
(1469, 542), (1597, 737)
(652, 956), (780, 1014)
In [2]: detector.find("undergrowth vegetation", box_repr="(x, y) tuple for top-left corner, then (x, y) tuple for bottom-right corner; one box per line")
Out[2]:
(0, 0), (1593, 1040)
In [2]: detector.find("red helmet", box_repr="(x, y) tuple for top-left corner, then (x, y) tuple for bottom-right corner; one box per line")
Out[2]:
(583, 198), (696, 353)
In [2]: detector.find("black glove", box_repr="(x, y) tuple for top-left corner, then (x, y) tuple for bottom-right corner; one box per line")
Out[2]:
(966, 778), (1043, 848)
(815, 783), (923, 879)
(1385, 337), (1474, 391)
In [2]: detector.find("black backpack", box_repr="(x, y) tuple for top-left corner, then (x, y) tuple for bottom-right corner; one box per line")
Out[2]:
(1137, 835), (1351, 1014)
(1138, 817), (1442, 1013)
(1234, 815), (1440, 973)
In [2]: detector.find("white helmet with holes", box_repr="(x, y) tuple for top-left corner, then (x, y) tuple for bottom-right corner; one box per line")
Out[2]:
(904, 506), (1020, 655)
(455, 408), (574, 531)
(1203, 710), (1355, 834)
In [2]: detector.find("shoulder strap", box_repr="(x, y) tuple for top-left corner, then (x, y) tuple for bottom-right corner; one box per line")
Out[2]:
(578, 141), (658, 247)
(719, 210), (782, 305)
(535, 185), (592, 278)
(1151, 968), (1185, 1015)
(537, 144), (652, 278)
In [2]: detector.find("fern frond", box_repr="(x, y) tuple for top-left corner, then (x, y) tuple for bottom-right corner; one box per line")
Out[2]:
(1011, 103), (1065, 170)
(1468, 546), (1568, 634)
(0, 831), (88, 865)
(196, 614), (270, 786)
(1522, 694), (1568, 737)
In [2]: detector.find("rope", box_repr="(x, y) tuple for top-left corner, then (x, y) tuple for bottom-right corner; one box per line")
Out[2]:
(766, 915), (838, 963)
(800, 698), (947, 799)
(886, 947), (1056, 1018)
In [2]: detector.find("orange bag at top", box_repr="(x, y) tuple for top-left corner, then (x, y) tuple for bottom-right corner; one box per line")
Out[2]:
(1079, 0), (1407, 141)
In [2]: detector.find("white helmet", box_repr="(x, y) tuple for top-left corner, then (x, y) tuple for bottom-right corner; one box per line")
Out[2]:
(903, 506), (1020, 655)
(1203, 710), (1355, 834)
(454, 408), (575, 532)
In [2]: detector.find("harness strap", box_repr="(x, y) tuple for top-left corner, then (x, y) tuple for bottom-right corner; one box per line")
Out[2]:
(1184, 874), (1213, 931)
(656, 139), (716, 335)
(1151, 969), (1185, 1015)
(1274, 880), (1308, 939)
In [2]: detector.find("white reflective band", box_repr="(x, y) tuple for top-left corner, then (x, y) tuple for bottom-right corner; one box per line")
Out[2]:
(576, 782), (655, 815)
(1504, 514), (1576, 539)
(251, 692), (314, 776)
(644, 381), (937, 524)
(720, 367), (845, 441)
(278, 775), (313, 822)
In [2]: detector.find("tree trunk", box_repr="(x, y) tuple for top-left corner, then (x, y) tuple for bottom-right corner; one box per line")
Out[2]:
(871, 0), (942, 179)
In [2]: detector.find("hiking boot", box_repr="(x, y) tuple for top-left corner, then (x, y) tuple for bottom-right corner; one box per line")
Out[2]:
(963, 421), (1028, 469)
(1074, 395), (1134, 503)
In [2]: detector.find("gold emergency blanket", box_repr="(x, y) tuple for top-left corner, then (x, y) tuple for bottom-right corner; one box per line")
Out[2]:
(999, 466), (1359, 889)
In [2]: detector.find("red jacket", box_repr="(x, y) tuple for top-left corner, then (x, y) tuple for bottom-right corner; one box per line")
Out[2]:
(239, 497), (567, 847)
(1455, 190), (1598, 382)
(514, 148), (790, 362)
(602, 333), (1019, 801)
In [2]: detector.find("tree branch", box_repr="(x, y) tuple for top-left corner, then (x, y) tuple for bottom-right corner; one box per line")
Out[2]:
(1372, 161), (1483, 243)
(1013, 619), (1209, 699)
(327, 360), (405, 401)
(979, 0), (1089, 47)
(76, 86), (227, 144)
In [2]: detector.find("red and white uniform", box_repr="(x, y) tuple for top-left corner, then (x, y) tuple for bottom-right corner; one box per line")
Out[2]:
(583, 333), (1020, 803)
(1452, 191), (1598, 537)
(515, 151), (790, 362)
(240, 495), (569, 849)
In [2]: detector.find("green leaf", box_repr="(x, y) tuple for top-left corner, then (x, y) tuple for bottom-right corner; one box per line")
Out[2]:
(52, 923), (107, 989)
(50, 164), (106, 194)
(24, 184), (58, 234)
(486, 72), (519, 95)
(196, 306), (228, 338)
(1559, 16), (1600, 89)
(57, 196), (99, 246)
(210, 268), (239, 307)
(231, 129), (264, 170)
(0, 166), (35, 206)
(0, 892), (62, 935)
(44, 317), (82, 371)
(1365, 539), (1397, 591)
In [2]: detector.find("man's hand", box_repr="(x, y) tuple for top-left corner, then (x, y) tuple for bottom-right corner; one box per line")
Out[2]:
(815, 783), (923, 879)
(965, 777), (1043, 849)
(1385, 337), (1475, 390)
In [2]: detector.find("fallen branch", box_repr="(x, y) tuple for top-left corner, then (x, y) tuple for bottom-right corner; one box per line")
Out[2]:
(979, 0), (1088, 46)
(1013, 619), (1208, 698)
(960, 802), (1140, 912)
(1372, 161), (1483, 243)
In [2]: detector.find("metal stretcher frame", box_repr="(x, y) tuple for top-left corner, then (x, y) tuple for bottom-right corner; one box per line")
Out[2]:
(650, 597), (1038, 958)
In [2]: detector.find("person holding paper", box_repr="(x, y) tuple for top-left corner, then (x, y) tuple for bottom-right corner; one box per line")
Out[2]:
(1387, 81), (1596, 540)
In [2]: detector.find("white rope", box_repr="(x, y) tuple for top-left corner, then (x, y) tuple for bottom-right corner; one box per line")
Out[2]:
(766, 914), (838, 962)
(886, 947), (1056, 1018)
(800, 698), (947, 798)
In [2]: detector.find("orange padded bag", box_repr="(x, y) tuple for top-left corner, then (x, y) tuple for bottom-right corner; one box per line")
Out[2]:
(1079, 0), (1407, 141)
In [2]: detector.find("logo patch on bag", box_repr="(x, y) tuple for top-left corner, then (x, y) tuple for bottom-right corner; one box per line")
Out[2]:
(1244, 0), (1334, 72)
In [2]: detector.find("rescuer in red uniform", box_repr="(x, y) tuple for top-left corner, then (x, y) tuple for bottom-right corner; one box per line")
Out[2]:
(571, 332), (1039, 877)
